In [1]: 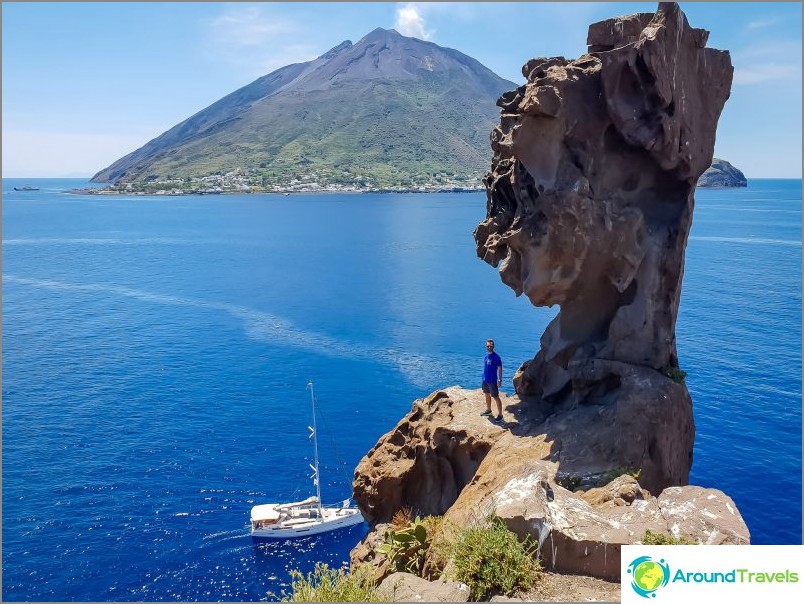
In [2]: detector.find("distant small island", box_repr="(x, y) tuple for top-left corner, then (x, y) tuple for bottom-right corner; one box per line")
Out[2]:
(697, 158), (747, 188)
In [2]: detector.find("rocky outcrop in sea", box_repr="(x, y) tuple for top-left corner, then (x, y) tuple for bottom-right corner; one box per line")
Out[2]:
(697, 158), (748, 187)
(352, 3), (746, 599)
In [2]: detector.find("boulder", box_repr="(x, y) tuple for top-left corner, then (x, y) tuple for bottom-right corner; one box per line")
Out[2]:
(657, 486), (751, 544)
(449, 460), (749, 581)
(377, 572), (470, 602)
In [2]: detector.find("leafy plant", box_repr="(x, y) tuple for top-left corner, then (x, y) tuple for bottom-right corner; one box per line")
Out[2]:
(449, 516), (541, 600)
(277, 563), (388, 602)
(600, 467), (642, 484)
(660, 365), (688, 384)
(642, 529), (696, 545)
(377, 515), (430, 575)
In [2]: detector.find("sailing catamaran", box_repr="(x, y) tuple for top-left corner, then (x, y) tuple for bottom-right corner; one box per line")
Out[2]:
(250, 382), (364, 538)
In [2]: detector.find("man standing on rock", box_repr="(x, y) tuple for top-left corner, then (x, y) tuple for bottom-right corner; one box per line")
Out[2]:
(481, 339), (504, 423)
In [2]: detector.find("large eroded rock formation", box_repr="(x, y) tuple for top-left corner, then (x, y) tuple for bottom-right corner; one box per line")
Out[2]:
(476, 2), (732, 401)
(472, 1), (732, 489)
(352, 2), (741, 587)
(474, 3), (732, 408)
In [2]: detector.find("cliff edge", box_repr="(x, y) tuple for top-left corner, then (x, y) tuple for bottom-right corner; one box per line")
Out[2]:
(353, 388), (748, 582)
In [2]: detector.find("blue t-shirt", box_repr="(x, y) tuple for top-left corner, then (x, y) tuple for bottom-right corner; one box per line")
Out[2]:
(483, 352), (502, 383)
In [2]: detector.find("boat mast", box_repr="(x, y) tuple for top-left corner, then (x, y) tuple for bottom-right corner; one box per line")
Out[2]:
(307, 381), (324, 515)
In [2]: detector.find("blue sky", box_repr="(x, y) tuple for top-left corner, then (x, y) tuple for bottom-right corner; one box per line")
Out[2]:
(2, 2), (801, 178)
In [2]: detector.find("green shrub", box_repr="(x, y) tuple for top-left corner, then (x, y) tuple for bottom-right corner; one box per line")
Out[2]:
(278, 563), (388, 602)
(450, 517), (541, 600)
(601, 467), (642, 484)
(642, 529), (696, 545)
(421, 515), (456, 579)
(660, 366), (688, 384)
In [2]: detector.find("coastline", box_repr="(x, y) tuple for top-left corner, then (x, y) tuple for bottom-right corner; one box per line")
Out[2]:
(66, 185), (486, 196)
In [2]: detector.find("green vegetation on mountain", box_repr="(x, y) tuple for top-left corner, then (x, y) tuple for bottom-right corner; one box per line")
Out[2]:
(92, 29), (515, 191)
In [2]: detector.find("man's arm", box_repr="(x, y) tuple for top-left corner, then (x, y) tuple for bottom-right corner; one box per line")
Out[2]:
(497, 359), (503, 385)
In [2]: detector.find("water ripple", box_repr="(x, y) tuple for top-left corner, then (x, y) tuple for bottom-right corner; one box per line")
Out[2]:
(2, 274), (473, 389)
(689, 236), (802, 247)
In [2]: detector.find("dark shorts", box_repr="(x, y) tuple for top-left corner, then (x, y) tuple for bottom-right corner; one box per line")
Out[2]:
(481, 381), (499, 396)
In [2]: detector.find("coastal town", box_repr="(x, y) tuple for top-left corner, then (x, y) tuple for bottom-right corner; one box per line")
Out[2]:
(72, 168), (485, 196)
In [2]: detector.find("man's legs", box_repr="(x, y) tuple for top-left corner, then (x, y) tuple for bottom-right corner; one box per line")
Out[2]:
(484, 390), (492, 413)
(493, 395), (502, 418)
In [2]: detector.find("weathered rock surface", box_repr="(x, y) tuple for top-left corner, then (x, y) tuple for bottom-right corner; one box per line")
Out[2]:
(350, 523), (393, 581)
(377, 573), (470, 602)
(353, 389), (501, 524)
(377, 572), (622, 602)
(459, 466), (749, 580)
(697, 158), (748, 187)
(474, 2), (733, 490)
(353, 388), (749, 581)
(354, 384), (691, 524)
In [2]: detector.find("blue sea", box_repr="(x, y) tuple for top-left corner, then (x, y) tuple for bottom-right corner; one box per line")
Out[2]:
(2, 178), (801, 601)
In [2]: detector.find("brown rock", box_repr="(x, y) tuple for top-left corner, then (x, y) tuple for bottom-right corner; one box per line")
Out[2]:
(352, 388), (749, 581)
(586, 12), (654, 51)
(353, 388), (504, 525)
(657, 486), (750, 544)
(354, 378), (690, 526)
(377, 573), (470, 602)
(350, 523), (393, 582)
(474, 2), (733, 493)
(580, 475), (646, 506)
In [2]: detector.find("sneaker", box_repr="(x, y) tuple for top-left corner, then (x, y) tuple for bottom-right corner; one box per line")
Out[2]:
(480, 410), (491, 416)
(493, 415), (504, 424)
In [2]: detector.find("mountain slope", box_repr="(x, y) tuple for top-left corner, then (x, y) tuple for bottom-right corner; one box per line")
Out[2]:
(92, 29), (516, 189)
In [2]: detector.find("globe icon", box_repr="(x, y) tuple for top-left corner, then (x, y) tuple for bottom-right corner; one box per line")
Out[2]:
(633, 561), (665, 592)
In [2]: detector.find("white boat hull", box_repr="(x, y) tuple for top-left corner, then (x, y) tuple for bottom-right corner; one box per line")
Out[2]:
(251, 504), (364, 539)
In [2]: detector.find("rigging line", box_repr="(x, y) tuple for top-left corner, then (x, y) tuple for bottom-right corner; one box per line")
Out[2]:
(314, 393), (352, 482)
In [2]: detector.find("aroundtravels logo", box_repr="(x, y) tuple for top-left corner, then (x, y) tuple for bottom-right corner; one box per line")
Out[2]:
(627, 556), (671, 598)
(622, 545), (804, 603)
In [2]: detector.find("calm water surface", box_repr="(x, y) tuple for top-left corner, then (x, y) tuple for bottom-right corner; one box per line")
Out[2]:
(2, 178), (801, 601)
